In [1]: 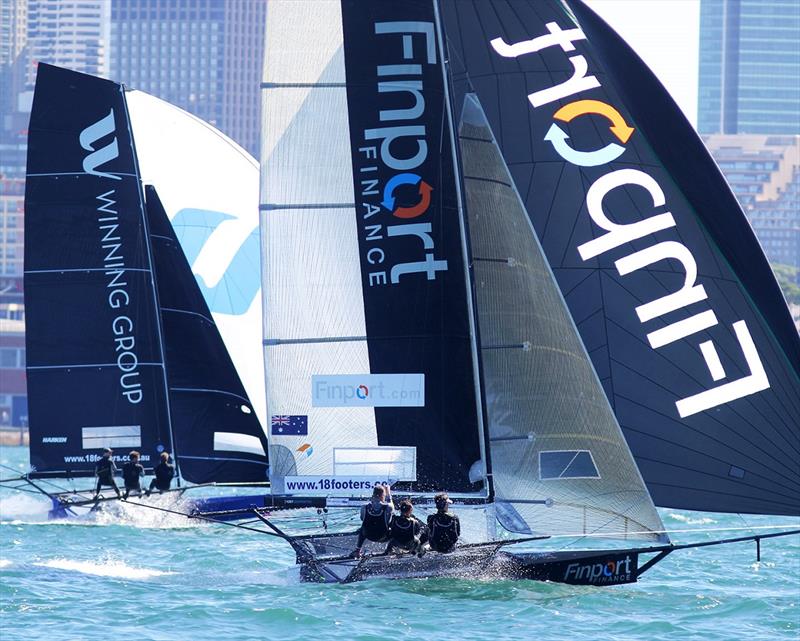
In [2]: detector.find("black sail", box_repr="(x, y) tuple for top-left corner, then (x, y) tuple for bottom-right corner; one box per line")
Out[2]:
(341, 0), (482, 491)
(440, 0), (800, 514)
(144, 185), (269, 483)
(260, 0), (484, 494)
(25, 64), (172, 477)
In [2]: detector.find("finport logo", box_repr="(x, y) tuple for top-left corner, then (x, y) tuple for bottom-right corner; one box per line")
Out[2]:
(563, 555), (634, 585)
(347, 15), (449, 288)
(490, 21), (770, 418)
(312, 374), (424, 408)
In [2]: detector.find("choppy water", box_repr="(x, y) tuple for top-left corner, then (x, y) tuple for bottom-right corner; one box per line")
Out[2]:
(1, 445), (798, 641)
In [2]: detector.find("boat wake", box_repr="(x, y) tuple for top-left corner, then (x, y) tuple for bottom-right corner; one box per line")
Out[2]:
(33, 557), (175, 580)
(0, 493), (51, 522)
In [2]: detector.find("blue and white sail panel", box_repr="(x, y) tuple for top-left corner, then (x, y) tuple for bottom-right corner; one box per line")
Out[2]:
(24, 64), (172, 477)
(144, 185), (269, 483)
(125, 91), (267, 437)
(440, 0), (800, 515)
(260, 0), (484, 493)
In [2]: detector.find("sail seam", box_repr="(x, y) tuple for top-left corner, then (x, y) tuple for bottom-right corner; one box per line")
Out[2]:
(261, 82), (347, 88)
(160, 307), (215, 325)
(170, 388), (251, 405)
(264, 336), (367, 346)
(178, 455), (268, 463)
(463, 174), (513, 188)
(27, 171), (138, 178)
(259, 203), (355, 211)
(25, 267), (151, 275)
(28, 362), (163, 370)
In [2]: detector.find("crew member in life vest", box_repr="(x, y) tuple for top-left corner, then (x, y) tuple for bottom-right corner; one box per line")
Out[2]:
(146, 452), (175, 495)
(385, 500), (428, 556)
(92, 447), (121, 500)
(121, 450), (145, 499)
(350, 484), (394, 558)
(426, 492), (460, 553)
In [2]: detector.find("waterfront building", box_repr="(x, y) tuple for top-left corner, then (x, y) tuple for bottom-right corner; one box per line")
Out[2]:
(704, 134), (800, 269)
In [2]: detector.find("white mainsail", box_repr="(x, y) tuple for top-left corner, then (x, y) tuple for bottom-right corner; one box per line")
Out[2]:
(260, 0), (377, 481)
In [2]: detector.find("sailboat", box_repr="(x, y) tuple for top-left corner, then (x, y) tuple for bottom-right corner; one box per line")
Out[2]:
(239, 0), (799, 583)
(4, 63), (274, 518)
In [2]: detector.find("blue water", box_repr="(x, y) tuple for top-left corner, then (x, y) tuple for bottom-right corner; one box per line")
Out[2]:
(1, 445), (798, 641)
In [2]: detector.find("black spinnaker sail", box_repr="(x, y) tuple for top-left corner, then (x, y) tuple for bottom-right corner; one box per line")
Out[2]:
(144, 185), (269, 483)
(439, 0), (800, 515)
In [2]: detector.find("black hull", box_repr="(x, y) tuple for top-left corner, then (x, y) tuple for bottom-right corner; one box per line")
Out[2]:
(297, 546), (644, 586)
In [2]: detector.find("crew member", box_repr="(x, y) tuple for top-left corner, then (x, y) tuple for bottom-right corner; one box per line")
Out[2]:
(93, 447), (120, 500)
(350, 484), (394, 558)
(426, 492), (460, 553)
(121, 450), (145, 499)
(146, 452), (175, 495)
(385, 499), (428, 555)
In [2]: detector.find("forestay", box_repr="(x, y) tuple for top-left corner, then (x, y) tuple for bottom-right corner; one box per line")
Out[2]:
(459, 94), (666, 541)
(260, 0), (485, 494)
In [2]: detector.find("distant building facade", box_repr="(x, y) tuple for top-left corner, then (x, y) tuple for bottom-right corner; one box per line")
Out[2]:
(704, 134), (800, 268)
(110, 0), (266, 157)
(25, 0), (111, 87)
(698, 0), (800, 135)
(0, 318), (26, 428)
(0, 178), (24, 315)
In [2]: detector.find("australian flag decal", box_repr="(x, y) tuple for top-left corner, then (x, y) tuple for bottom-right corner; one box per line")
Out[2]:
(271, 415), (308, 436)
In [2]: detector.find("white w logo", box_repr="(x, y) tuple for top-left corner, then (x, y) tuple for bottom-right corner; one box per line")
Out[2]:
(79, 109), (121, 180)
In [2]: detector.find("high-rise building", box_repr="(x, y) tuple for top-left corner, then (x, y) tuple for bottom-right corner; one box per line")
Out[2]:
(698, 0), (800, 135)
(704, 134), (800, 268)
(25, 0), (111, 87)
(0, 0), (27, 126)
(110, 0), (266, 157)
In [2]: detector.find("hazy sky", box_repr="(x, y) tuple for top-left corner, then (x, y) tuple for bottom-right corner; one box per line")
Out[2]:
(583, 0), (701, 127)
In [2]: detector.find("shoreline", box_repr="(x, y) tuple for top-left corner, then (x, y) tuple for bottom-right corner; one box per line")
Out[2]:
(0, 429), (29, 447)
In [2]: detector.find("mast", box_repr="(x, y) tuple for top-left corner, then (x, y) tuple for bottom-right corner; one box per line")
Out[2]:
(122, 86), (180, 483)
(432, 0), (493, 500)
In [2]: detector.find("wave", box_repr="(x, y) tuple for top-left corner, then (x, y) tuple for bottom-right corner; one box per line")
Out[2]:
(0, 559), (11, 568)
(665, 512), (716, 526)
(33, 558), (175, 580)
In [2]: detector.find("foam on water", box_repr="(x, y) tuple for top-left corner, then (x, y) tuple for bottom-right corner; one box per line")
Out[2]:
(666, 512), (717, 526)
(33, 558), (175, 580)
(0, 559), (11, 568)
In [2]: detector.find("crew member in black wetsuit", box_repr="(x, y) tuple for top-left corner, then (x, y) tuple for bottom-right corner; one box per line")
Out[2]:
(146, 452), (175, 495)
(426, 492), (460, 553)
(350, 484), (394, 558)
(93, 448), (120, 500)
(385, 500), (428, 555)
(122, 450), (145, 499)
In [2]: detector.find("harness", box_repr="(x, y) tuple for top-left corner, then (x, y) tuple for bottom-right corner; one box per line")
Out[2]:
(361, 503), (389, 540)
(429, 513), (459, 551)
(390, 515), (417, 545)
